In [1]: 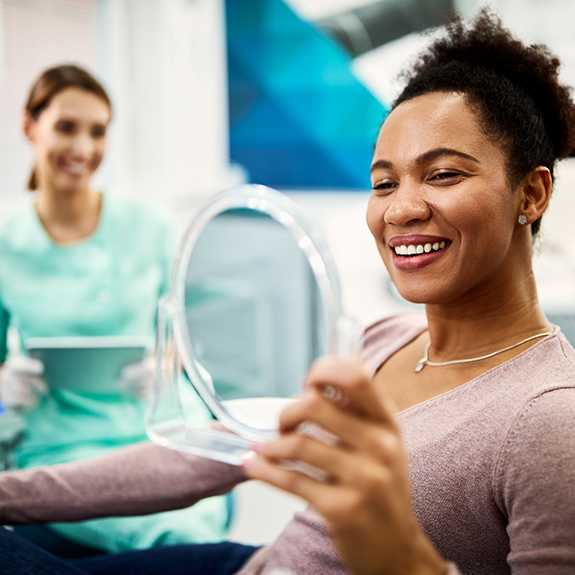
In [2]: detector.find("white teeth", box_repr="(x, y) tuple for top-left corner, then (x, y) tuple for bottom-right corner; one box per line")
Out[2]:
(393, 241), (449, 256)
(66, 161), (89, 175)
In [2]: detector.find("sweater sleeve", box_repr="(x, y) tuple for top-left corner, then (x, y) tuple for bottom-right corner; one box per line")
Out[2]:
(494, 387), (575, 574)
(0, 441), (246, 524)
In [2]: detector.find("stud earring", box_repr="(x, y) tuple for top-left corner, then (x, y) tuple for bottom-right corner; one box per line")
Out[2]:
(518, 215), (528, 225)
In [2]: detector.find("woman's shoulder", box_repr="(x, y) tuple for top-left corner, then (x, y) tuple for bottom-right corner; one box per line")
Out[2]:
(506, 330), (575, 394)
(493, 384), (575, 519)
(0, 202), (37, 248)
(362, 313), (427, 375)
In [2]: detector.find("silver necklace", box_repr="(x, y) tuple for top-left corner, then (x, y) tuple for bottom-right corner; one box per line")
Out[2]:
(414, 332), (552, 373)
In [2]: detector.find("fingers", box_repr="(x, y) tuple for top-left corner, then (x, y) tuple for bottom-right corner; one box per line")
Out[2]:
(255, 431), (349, 480)
(119, 358), (153, 380)
(242, 449), (342, 505)
(1, 375), (47, 410)
(5, 356), (44, 375)
(255, 420), (404, 485)
(27, 374), (48, 396)
(118, 356), (155, 399)
(1, 356), (48, 410)
(279, 388), (399, 454)
(299, 357), (397, 424)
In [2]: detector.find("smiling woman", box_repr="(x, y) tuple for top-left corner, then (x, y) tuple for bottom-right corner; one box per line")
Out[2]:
(23, 66), (112, 196)
(0, 65), (230, 556)
(368, 91), (542, 303)
(243, 9), (575, 574)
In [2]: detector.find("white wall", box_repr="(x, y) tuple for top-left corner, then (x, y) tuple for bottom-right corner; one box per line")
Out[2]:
(102, 0), (236, 203)
(0, 0), (101, 214)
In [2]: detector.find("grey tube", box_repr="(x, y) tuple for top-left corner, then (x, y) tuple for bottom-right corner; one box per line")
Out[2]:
(318, 0), (455, 57)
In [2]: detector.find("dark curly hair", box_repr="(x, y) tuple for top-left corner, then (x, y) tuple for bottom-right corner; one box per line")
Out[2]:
(394, 8), (575, 237)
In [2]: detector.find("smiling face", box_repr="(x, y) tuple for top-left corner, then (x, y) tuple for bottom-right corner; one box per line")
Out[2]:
(24, 87), (111, 194)
(367, 91), (527, 305)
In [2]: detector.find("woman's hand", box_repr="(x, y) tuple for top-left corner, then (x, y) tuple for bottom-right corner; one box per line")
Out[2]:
(117, 356), (156, 400)
(242, 357), (447, 575)
(0, 356), (48, 412)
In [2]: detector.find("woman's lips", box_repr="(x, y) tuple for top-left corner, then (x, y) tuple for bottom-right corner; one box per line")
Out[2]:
(388, 235), (451, 271)
(58, 158), (92, 178)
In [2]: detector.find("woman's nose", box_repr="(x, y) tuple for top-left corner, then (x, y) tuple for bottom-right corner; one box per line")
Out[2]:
(71, 131), (95, 158)
(383, 181), (431, 226)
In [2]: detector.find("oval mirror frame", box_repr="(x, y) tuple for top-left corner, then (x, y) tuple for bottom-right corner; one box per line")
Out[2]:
(171, 184), (343, 442)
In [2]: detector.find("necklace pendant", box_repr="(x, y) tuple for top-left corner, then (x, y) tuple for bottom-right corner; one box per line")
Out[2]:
(414, 359), (426, 373)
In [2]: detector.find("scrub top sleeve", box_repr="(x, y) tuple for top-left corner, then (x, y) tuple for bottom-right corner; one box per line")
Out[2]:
(0, 301), (9, 364)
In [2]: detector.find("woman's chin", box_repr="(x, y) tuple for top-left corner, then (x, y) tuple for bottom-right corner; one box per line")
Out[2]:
(390, 281), (454, 307)
(53, 174), (92, 194)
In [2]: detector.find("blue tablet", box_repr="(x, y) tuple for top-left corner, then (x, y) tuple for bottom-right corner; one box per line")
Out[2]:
(25, 336), (152, 394)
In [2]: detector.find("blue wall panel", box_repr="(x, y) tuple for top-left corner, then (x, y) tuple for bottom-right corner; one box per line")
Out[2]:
(227, 0), (389, 189)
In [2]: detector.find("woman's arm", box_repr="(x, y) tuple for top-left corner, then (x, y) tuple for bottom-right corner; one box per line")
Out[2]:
(495, 387), (575, 573)
(0, 441), (246, 524)
(242, 357), (449, 575)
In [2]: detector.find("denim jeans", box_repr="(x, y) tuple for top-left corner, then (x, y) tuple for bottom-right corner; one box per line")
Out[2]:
(0, 526), (259, 575)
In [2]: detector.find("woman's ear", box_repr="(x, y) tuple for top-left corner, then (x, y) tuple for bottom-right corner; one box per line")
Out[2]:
(518, 166), (552, 225)
(22, 111), (37, 143)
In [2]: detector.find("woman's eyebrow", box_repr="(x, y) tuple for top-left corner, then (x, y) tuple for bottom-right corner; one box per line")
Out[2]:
(370, 159), (393, 173)
(416, 148), (480, 166)
(371, 148), (480, 174)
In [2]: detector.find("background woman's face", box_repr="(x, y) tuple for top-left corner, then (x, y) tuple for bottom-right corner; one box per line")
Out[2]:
(367, 91), (524, 306)
(25, 87), (111, 194)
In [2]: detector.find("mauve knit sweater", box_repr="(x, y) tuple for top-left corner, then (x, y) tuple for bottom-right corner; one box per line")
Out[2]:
(0, 314), (574, 574)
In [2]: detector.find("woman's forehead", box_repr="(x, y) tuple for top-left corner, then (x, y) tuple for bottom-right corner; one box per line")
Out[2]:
(43, 87), (111, 124)
(373, 92), (498, 166)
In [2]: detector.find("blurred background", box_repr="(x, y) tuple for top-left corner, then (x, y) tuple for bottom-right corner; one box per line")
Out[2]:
(1, 0), (575, 545)
(1, 0), (575, 330)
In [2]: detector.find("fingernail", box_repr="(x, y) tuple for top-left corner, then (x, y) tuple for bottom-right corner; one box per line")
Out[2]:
(250, 441), (264, 453)
(241, 451), (257, 469)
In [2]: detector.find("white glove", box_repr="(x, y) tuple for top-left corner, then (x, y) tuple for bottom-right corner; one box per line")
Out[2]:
(0, 356), (48, 412)
(118, 356), (156, 400)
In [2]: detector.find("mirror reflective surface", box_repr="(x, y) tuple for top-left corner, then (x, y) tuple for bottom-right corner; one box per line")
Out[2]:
(147, 185), (343, 465)
(185, 208), (327, 426)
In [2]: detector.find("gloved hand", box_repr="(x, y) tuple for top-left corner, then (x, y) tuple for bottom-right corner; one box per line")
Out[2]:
(117, 356), (156, 400)
(0, 356), (48, 412)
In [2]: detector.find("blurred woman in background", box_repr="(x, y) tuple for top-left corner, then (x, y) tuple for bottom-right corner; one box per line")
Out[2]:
(0, 65), (228, 556)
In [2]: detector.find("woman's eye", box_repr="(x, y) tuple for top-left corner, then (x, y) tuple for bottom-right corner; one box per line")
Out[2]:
(55, 121), (76, 134)
(430, 171), (464, 184)
(91, 125), (107, 138)
(372, 181), (397, 194)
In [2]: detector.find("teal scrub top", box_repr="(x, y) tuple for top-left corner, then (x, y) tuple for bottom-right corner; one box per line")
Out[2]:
(0, 194), (211, 467)
(0, 195), (229, 551)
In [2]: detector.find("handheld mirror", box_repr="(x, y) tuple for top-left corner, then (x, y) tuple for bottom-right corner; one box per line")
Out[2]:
(146, 185), (350, 466)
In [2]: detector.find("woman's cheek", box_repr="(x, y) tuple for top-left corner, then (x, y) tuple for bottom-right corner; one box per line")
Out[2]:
(366, 199), (384, 240)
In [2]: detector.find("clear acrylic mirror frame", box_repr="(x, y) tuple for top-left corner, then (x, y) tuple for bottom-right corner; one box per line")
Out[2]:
(146, 184), (348, 466)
